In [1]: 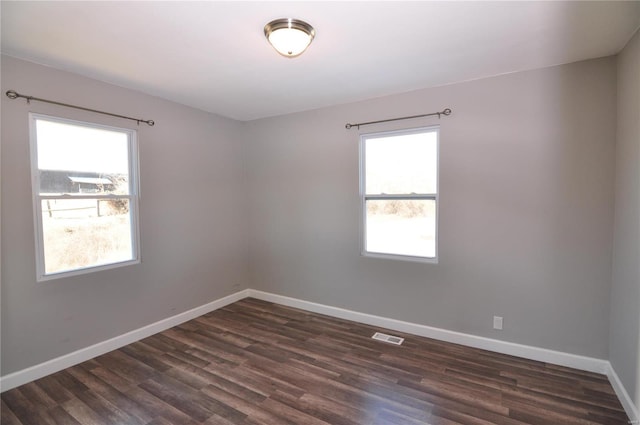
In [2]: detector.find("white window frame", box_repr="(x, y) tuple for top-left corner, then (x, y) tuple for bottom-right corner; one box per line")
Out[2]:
(359, 126), (439, 263)
(29, 113), (141, 281)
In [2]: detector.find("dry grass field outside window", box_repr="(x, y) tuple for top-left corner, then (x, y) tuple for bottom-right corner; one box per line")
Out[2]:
(41, 199), (133, 274)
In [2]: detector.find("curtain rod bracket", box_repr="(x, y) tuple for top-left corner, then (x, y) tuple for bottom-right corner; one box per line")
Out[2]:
(5, 90), (155, 126)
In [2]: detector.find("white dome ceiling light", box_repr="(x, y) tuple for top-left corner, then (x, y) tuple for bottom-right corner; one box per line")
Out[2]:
(264, 18), (315, 58)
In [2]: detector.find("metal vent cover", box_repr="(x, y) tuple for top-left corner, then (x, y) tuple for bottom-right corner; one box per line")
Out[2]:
(372, 332), (404, 345)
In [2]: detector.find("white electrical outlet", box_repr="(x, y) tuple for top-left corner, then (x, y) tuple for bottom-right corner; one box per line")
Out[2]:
(493, 316), (503, 330)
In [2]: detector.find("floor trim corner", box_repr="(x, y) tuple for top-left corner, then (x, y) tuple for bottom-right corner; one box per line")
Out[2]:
(607, 362), (640, 423)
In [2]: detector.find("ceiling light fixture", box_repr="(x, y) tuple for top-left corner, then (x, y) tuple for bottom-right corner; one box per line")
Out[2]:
(264, 18), (315, 58)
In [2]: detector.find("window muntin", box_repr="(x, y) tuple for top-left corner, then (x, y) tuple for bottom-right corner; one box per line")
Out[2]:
(30, 114), (140, 280)
(360, 127), (438, 262)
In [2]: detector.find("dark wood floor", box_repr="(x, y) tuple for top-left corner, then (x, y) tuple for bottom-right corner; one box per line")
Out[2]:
(1, 298), (629, 425)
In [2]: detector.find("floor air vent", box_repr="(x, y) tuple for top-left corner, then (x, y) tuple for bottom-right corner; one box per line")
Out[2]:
(372, 332), (404, 345)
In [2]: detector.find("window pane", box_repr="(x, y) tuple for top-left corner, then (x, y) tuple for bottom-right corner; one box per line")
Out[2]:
(365, 199), (436, 258)
(36, 119), (130, 195)
(41, 199), (133, 274)
(365, 131), (437, 195)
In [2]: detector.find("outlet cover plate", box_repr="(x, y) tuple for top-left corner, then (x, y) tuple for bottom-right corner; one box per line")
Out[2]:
(493, 316), (503, 330)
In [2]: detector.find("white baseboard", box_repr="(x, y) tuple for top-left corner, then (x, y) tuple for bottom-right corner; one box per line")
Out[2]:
(0, 289), (249, 392)
(247, 289), (609, 375)
(248, 290), (640, 419)
(607, 362), (640, 423)
(1, 286), (623, 418)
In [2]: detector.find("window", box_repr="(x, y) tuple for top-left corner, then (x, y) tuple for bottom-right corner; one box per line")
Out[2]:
(30, 114), (140, 280)
(360, 126), (439, 262)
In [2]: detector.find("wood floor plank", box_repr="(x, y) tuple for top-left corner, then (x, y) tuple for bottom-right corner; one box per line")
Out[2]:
(64, 366), (153, 424)
(2, 387), (58, 425)
(200, 384), (292, 425)
(0, 399), (24, 425)
(15, 382), (58, 410)
(60, 398), (106, 425)
(259, 396), (333, 425)
(268, 390), (363, 425)
(137, 377), (215, 423)
(1, 298), (630, 425)
(32, 375), (76, 405)
(47, 405), (83, 425)
(122, 385), (200, 425)
(73, 390), (145, 425)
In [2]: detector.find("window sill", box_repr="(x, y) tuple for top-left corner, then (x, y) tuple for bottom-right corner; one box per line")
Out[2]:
(361, 251), (438, 264)
(37, 258), (140, 282)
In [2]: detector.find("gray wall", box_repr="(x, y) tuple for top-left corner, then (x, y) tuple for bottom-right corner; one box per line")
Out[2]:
(610, 29), (640, 409)
(1, 53), (623, 377)
(244, 57), (617, 359)
(1, 56), (249, 375)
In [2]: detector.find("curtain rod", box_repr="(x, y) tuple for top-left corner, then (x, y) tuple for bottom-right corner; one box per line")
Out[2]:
(345, 108), (451, 130)
(5, 90), (155, 126)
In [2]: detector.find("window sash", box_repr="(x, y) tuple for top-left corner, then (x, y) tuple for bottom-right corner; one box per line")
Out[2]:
(30, 113), (140, 281)
(363, 198), (437, 260)
(360, 126), (439, 263)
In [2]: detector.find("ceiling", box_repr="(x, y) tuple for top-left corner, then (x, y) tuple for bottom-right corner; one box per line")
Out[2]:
(1, 1), (639, 121)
